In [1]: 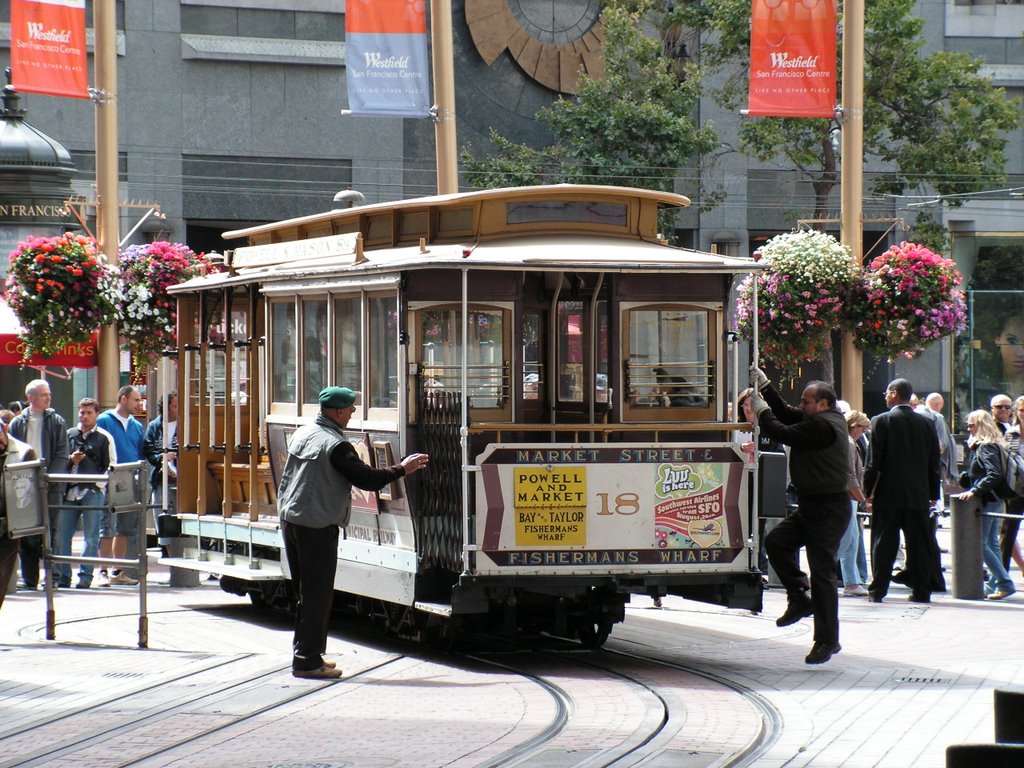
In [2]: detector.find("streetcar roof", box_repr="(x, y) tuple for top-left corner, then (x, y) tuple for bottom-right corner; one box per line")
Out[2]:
(170, 233), (761, 294)
(221, 184), (692, 242)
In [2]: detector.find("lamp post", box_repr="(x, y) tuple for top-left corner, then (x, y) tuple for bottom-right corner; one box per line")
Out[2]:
(94, 0), (121, 409)
(840, 0), (865, 410)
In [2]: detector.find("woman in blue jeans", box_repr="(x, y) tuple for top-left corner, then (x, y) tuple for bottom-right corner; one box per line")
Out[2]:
(839, 411), (871, 595)
(957, 409), (1016, 600)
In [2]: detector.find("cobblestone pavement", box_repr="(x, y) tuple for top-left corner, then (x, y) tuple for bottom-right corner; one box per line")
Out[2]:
(1, 525), (1022, 767)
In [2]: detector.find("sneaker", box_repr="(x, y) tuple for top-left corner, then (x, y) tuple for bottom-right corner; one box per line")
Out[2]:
(75, 581), (91, 589)
(776, 592), (814, 627)
(843, 584), (869, 597)
(95, 572), (110, 588)
(652, 597), (663, 609)
(805, 641), (841, 665)
(109, 572), (139, 586)
(986, 589), (1015, 601)
(292, 665), (343, 680)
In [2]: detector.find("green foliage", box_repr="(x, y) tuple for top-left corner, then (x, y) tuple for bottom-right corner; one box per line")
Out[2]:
(671, 0), (1020, 215)
(462, 0), (718, 200)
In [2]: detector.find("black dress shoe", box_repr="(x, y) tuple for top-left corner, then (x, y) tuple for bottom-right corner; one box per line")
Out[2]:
(908, 592), (931, 604)
(776, 593), (814, 627)
(868, 592), (883, 603)
(891, 570), (910, 585)
(805, 641), (842, 664)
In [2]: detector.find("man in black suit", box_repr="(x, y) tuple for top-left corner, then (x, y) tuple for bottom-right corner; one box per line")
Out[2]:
(864, 379), (941, 603)
(749, 371), (851, 665)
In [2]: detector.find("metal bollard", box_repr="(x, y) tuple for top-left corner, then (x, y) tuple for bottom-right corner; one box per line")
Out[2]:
(950, 494), (984, 600)
(946, 743), (1024, 767)
(994, 689), (1024, 744)
(165, 537), (200, 587)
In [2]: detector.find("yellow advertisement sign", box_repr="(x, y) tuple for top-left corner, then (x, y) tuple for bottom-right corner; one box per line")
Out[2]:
(514, 467), (586, 545)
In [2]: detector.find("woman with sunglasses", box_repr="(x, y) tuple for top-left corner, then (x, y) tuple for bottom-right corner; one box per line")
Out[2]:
(957, 410), (1016, 600)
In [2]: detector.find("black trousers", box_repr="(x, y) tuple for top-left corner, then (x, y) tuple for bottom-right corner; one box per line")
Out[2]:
(0, 535), (19, 609)
(999, 497), (1023, 571)
(282, 520), (339, 672)
(765, 491), (849, 645)
(869, 505), (933, 598)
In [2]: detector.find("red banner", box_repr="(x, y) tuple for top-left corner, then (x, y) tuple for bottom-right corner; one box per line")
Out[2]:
(0, 333), (98, 368)
(748, 0), (837, 118)
(10, 0), (89, 99)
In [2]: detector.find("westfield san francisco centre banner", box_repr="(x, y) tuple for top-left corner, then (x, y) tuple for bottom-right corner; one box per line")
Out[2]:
(748, 0), (837, 118)
(10, 0), (89, 99)
(345, 0), (431, 118)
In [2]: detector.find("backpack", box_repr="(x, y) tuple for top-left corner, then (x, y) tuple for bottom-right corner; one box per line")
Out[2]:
(997, 445), (1024, 500)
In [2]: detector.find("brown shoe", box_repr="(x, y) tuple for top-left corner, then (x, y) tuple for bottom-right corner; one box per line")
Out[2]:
(322, 659), (337, 669)
(293, 665), (343, 680)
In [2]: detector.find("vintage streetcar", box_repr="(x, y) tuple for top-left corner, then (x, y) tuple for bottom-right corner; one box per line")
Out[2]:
(162, 184), (768, 646)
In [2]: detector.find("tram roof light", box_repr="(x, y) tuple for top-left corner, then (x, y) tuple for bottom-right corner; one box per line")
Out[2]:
(333, 189), (367, 210)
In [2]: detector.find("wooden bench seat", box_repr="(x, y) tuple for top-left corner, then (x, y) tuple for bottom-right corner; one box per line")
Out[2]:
(206, 462), (277, 518)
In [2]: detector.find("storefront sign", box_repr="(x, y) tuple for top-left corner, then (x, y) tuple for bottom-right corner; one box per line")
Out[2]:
(0, 333), (98, 367)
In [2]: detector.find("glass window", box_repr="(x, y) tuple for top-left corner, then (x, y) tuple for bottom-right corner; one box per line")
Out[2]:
(369, 295), (399, 409)
(627, 307), (711, 409)
(523, 311), (542, 401)
(271, 301), (296, 404)
(558, 301), (584, 402)
(506, 201), (627, 227)
(418, 306), (507, 408)
(302, 299), (328, 404)
(334, 296), (362, 394)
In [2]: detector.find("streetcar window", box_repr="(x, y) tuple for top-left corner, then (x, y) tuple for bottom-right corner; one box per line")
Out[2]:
(333, 296), (362, 395)
(554, 300), (610, 405)
(271, 301), (297, 405)
(417, 306), (509, 410)
(302, 299), (328, 405)
(624, 306), (714, 413)
(558, 301), (584, 402)
(506, 201), (627, 227)
(369, 295), (399, 409)
(523, 312), (542, 401)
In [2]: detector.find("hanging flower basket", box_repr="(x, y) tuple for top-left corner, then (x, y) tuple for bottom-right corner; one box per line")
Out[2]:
(119, 241), (217, 370)
(844, 241), (967, 360)
(735, 230), (854, 376)
(4, 233), (120, 362)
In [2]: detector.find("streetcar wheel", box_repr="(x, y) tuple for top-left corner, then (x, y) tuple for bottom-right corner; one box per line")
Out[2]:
(577, 620), (612, 648)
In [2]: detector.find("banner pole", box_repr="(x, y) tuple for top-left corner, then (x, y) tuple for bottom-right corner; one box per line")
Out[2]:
(840, 0), (865, 410)
(94, 0), (121, 410)
(429, 0), (458, 194)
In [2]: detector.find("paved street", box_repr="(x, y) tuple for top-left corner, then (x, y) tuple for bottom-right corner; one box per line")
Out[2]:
(1, 525), (1022, 767)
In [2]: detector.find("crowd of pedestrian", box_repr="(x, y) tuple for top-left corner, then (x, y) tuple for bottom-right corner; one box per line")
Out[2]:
(741, 368), (1024, 665)
(0, 382), (177, 602)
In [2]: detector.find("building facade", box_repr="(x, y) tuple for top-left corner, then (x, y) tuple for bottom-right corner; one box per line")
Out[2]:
(0, 0), (1021, 418)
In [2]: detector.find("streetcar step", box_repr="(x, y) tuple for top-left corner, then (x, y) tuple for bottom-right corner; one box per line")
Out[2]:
(159, 554), (283, 582)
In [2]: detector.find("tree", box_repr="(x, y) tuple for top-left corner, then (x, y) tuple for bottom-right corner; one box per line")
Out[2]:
(462, 0), (719, 205)
(671, 0), (1020, 221)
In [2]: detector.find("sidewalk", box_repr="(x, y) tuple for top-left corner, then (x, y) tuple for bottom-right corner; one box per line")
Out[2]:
(1, 528), (1022, 768)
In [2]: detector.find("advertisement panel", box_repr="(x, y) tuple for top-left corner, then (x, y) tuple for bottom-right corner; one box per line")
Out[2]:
(10, 0), (89, 99)
(748, 0), (837, 118)
(345, 0), (431, 118)
(475, 443), (749, 576)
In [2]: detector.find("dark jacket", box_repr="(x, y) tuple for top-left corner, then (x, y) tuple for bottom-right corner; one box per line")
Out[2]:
(142, 416), (176, 489)
(964, 441), (1003, 504)
(757, 384), (850, 496)
(864, 404), (941, 509)
(9, 408), (69, 501)
(66, 426), (113, 492)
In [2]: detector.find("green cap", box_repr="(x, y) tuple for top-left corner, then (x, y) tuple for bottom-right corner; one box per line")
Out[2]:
(318, 386), (356, 409)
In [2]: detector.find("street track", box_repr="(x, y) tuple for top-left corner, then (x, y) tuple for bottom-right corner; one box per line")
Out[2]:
(460, 633), (781, 767)
(2, 602), (779, 767)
